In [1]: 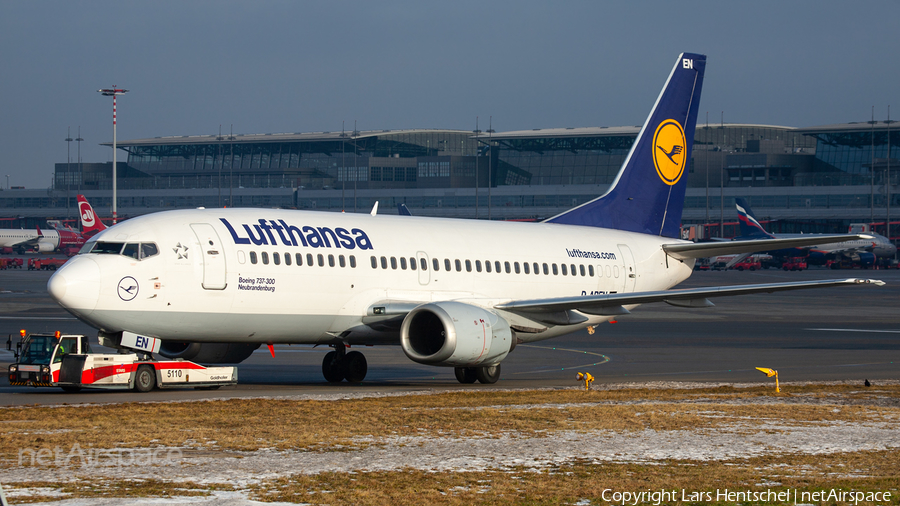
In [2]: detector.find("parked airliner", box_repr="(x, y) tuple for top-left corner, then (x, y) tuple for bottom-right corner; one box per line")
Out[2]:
(736, 197), (896, 267)
(47, 53), (884, 384)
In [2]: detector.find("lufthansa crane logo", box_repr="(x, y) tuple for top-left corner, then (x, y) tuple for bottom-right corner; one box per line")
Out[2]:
(652, 119), (687, 186)
(117, 276), (139, 301)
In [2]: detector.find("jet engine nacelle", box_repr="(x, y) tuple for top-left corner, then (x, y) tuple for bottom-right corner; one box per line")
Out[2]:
(400, 301), (514, 367)
(855, 252), (875, 266)
(36, 241), (55, 253)
(158, 341), (260, 364)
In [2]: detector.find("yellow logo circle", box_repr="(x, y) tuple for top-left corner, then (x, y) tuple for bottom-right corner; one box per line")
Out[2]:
(652, 119), (687, 186)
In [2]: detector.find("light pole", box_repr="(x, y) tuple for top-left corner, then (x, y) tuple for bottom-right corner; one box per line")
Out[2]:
(5, 175), (9, 190)
(65, 127), (73, 219)
(98, 86), (129, 224)
(76, 127), (83, 193)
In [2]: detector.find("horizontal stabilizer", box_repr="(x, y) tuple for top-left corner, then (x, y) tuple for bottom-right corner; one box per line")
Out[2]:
(663, 234), (875, 260)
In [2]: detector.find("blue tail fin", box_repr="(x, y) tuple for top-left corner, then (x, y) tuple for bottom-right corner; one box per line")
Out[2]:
(735, 197), (774, 238)
(545, 53), (706, 238)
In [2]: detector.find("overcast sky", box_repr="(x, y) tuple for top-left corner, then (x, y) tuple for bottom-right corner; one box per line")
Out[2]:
(1, 0), (898, 189)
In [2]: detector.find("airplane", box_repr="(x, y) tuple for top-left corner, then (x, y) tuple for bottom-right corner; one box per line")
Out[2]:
(735, 197), (896, 268)
(47, 53), (885, 385)
(76, 194), (108, 238)
(0, 224), (84, 254)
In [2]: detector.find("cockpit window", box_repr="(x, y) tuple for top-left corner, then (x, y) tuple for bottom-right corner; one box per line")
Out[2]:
(91, 242), (125, 255)
(78, 240), (96, 255)
(83, 241), (159, 261)
(123, 243), (140, 259)
(141, 243), (159, 259)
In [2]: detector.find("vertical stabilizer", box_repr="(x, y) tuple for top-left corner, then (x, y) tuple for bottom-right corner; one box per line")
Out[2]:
(546, 53), (706, 237)
(735, 197), (774, 238)
(77, 194), (108, 237)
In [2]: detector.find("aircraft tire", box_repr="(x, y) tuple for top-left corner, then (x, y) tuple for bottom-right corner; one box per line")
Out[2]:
(454, 367), (478, 384)
(475, 364), (501, 384)
(134, 365), (157, 392)
(344, 351), (368, 383)
(322, 351), (346, 383)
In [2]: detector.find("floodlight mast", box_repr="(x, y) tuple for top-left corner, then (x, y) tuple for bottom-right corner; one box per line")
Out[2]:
(98, 86), (129, 224)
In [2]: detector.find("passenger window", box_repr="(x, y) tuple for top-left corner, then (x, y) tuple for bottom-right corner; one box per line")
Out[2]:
(273, 252), (281, 265)
(250, 251), (258, 264)
(580, 265), (586, 276)
(589, 265), (595, 277)
(494, 261), (501, 273)
(571, 264), (577, 276)
(328, 254), (335, 267)
(389, 257), (396, 269)
(485, 261), (491, 273)
(534, 262), (540, 275)
(140, 243), (159, 259)
(284, 253), (291, 266)
(262, 252), (270, 265)
(433, 258), (439, 271)
(455, 259), (461, 272)
(514, 262), (520, 274)
(605, 265), (611, 277)
(552, 264), (558, 275)
(614, 265), (620, 278)
(476, 260), (482, 272)
(465, 259), (472, 272)
(122, 243), (140, 260)
(317, 254), (324, 267)
(561, 264), (567, 276)
(504, 261), (511, 274)
(542, 263), (549, 275)
(307, 253), (314, 267)
(339, 255), (346, 268)
(444, 259), (451, 271)
(350, 256), (357, 268)
(296, 253), (303, 266)
(409, 257), (417, 270)
(371, 256), (378, 269)
(420, 258), (427, 270)
(523, 262), (530, 274)
(381, 256), (388, 269)
(400, 257), (407, 270)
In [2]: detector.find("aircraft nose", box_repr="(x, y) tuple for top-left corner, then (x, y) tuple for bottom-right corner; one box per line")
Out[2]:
(47, 256), (100, 315)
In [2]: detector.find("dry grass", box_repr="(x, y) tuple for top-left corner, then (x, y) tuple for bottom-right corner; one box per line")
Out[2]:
(1, 385), (898, 460)
(2, 384), (900, 503)
(246, 450), (900, 505)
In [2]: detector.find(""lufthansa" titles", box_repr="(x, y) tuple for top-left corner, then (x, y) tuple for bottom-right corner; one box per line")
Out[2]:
(220, 218), (374, 250)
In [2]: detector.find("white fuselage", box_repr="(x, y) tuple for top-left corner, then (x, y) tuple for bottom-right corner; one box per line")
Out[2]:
(0, 229), (60, 251)
(48, 208), (695, 345)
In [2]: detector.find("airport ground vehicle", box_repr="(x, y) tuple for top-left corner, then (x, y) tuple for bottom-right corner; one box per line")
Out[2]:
(782, 258), (807, 271)
(732, 259), (761, 271)
(27, 257), (67, 270)
(6, 331), (237, 392)
(0, 257), (23, 269)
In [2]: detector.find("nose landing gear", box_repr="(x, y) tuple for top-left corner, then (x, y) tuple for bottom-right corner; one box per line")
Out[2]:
(322, 345), (368, 383)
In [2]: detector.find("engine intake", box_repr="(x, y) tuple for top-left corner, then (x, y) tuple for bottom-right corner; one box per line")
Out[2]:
(400, 301), (513, 367)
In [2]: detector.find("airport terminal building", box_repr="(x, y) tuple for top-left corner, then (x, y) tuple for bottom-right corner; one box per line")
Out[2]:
(1, 121), (897, 241)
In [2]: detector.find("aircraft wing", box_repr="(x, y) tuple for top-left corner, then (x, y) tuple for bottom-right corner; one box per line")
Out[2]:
(663, 234), (874, 260)
(494, 278), (884, 317)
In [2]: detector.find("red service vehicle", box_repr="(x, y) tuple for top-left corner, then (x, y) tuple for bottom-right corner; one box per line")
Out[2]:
(782, 258), (807, 271)
(0, 258), (23, 270)
(27, 257), (68, 270)
(732, 260), (761, 271)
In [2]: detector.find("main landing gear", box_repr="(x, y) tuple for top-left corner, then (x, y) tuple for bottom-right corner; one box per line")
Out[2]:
(322, 345), (368, 383)
(454, 364), (501, 384)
